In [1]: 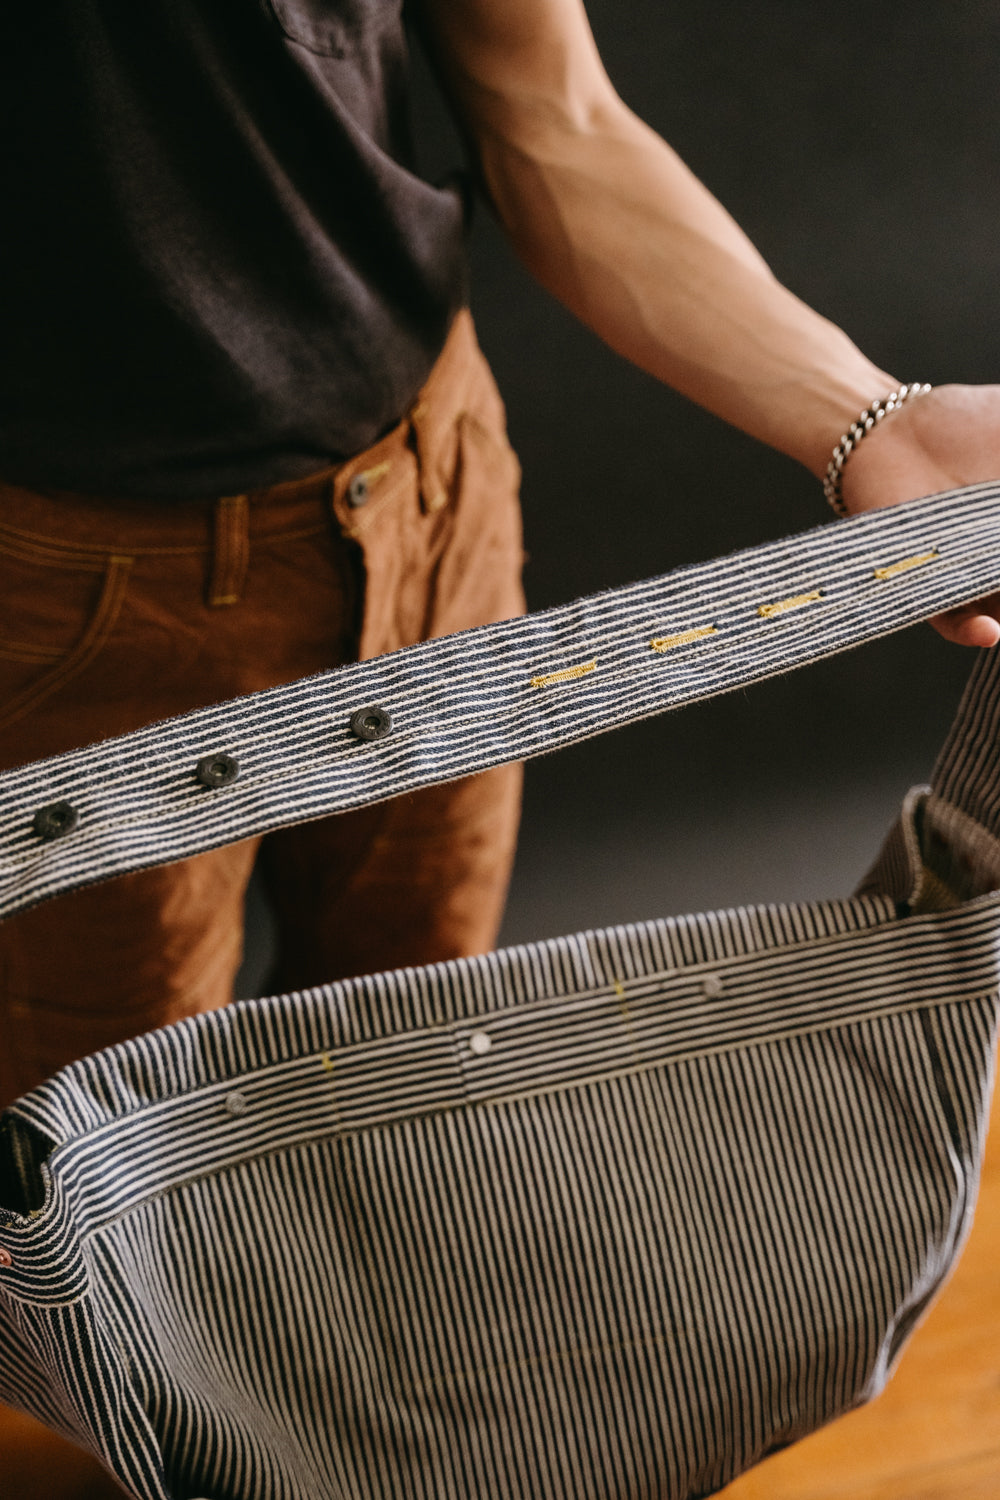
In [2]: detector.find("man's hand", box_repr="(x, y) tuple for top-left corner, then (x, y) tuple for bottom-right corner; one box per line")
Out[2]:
(840, 385), (1000, 648)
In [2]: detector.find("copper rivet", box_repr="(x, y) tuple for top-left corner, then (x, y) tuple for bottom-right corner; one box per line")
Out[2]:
(0, 1248), (13, 1269)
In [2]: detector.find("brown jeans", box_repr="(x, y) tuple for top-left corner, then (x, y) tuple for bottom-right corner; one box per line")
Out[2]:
(0, 311), (526, 1110)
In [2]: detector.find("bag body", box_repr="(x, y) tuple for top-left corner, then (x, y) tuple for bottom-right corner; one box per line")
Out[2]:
(1, 487), (1000, 1499)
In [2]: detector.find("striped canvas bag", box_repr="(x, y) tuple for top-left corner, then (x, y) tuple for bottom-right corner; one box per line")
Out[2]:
(1, 485), (1000, 1500)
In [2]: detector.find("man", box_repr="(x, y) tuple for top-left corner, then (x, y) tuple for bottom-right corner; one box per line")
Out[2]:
(3, 0), (999, 1492)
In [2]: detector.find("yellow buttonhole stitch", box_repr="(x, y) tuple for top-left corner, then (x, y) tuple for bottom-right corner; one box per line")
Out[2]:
(650, 625), (718, 653)
(530, 660), (597, 690)
(757, 590), (823, 619)
(873, 549), (939, 581)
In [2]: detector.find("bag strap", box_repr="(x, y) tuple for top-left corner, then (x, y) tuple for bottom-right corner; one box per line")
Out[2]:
(930, 641), (1000, 835)
(3, 483), (1000, 922)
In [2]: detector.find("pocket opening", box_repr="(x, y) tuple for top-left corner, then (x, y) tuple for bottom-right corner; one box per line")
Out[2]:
(0, 1115), (55, 1217)
(0, 554), (132, 735)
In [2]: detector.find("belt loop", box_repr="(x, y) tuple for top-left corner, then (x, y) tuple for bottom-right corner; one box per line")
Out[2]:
(409, 400), (453, 518)
(208, 495), (250, 607)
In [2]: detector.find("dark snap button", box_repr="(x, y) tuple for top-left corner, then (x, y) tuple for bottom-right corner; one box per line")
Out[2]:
(347, 474), (369, 508)
(32, 801), (78, 842)
(349, 706), (393, 742)
(195, 753), (240, 789)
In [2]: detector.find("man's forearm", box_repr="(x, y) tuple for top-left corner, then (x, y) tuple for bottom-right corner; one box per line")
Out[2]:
(417, 0), (895, 478)
(474, 94), (895, 479)
(417, 0), (1000, 646)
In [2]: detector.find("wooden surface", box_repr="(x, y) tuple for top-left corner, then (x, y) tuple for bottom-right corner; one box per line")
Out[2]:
(0, 1405), (124, 1499)
(719, 1068), (1000, 1499)
(3, 1064), (998, 1499)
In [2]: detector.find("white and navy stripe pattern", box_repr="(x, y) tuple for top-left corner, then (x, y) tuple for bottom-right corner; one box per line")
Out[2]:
(3, 483), (1000, 921)
(1, 490), (1000, 1498)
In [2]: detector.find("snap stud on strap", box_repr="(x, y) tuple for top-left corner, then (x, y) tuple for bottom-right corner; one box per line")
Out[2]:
(32, 802), (78, 842)
(349, 706), (393, 743)
(195, 754), (240, 789)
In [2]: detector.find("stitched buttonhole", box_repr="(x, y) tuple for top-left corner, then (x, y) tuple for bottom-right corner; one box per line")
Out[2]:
(530, 660), (597, 690)
(873, 549), (939, 581)
(349, 706), (393, 742)
(195, 754), (240, 789)
(32, 801), (78, 842)
(757, 590), (823, 620)
(650, 625), (717, 653)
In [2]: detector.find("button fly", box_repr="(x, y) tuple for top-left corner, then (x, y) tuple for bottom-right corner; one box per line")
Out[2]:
(347, 474), (369, 508)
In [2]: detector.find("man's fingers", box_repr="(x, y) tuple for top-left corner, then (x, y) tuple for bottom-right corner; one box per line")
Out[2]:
(931, 601), (1000, 649)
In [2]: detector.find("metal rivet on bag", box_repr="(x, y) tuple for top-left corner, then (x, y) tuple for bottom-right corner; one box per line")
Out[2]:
(347, 474), (369, 508)
(32, 801), (78, 842)
(195, 753), (240, 789)
(0, 1248), (12, 1269)
(349, 706), (393, 743)
(701, 974), (725, 1000)
(225, 1090), (249, 1117)
(469, 1031), (493, 1058)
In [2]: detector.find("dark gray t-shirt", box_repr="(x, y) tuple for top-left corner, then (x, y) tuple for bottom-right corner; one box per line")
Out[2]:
(0, 0), (468, 499)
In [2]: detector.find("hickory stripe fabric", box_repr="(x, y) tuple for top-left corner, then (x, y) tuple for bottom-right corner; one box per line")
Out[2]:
(1, 488), (1000, 1498)
(3, 482), (1000, 920)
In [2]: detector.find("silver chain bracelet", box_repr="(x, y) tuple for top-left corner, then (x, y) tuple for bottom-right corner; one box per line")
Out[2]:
(823, 383), (932, 517)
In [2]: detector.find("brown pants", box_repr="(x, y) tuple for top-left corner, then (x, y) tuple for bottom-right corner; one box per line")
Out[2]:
(1, 309), (526, 1499)
(0, 310), (526, 1112)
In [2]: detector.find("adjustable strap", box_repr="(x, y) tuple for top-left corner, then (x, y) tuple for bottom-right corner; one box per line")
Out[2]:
(2, 483), (1000, 921)
(931, 643), (1000, 836)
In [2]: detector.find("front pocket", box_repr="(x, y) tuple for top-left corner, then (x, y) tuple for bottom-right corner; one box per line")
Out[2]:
(0, 547), (132, 736)
(419, 408), (525, 642)
(263, 0), (401, 57)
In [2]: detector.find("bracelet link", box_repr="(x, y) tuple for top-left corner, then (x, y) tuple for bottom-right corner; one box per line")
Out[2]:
(823, 383), (932, 517)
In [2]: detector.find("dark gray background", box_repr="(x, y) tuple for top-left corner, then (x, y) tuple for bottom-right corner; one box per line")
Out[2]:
(245, 1), (1000, 985)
